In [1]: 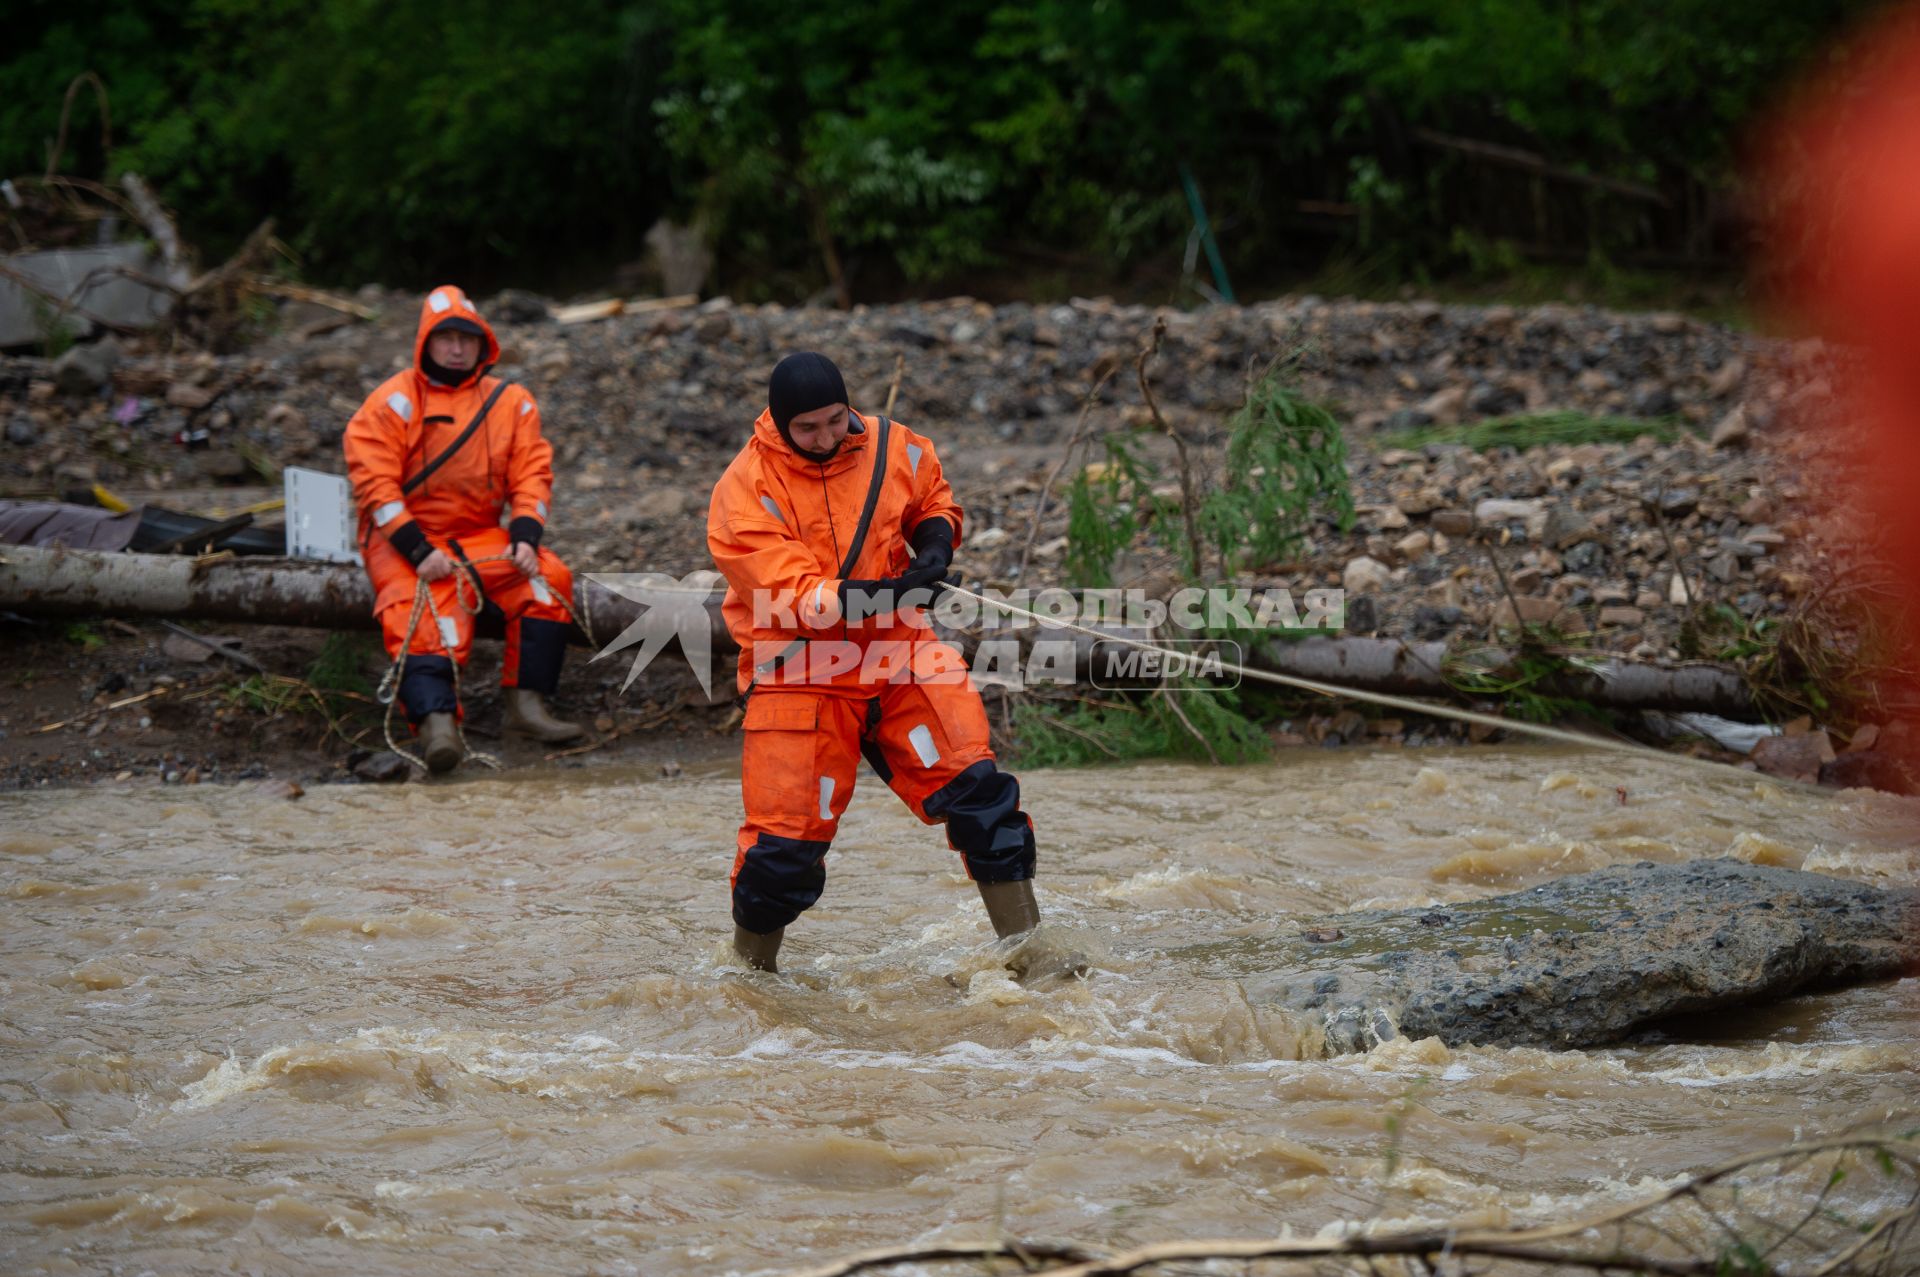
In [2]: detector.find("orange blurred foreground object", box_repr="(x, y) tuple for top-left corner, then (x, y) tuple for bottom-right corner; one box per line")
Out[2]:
(1759, 4), (1920, 764)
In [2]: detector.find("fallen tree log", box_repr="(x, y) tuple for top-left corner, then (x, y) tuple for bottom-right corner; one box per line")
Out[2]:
(0, 546), (1759, 717)
(0, 545), (721, 649)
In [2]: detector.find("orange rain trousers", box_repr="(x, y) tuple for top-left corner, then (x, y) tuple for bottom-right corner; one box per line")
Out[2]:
(367, 524), (575, 687)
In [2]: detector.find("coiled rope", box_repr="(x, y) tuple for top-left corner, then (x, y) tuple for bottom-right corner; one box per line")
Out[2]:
(374, 552), (582, 772)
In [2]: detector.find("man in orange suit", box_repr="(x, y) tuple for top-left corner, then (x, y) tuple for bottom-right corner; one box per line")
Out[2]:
(707, 352), (1044, 971)
(344, 285), (583, 773)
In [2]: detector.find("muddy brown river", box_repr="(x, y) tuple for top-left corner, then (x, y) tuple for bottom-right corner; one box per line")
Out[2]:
(3, 746), (1916, 1275)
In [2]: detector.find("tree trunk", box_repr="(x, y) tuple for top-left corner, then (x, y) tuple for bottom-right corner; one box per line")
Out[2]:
(0, 547), (1757, 717)
(0, 545), (726, 650)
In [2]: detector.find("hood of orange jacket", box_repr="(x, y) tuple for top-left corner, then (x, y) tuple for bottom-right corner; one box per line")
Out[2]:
(343, 286), (552, 598)
(412, 285), (501, 389)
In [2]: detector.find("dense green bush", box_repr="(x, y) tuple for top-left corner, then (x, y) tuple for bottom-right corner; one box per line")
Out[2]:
(1, 0), (1871, 292)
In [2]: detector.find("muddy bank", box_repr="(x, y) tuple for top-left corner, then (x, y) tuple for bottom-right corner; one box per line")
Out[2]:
(0, 615), (738, 792)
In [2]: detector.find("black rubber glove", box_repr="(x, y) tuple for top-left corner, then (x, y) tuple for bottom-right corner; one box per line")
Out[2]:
(839, 563), (947, 622)
(907, 516), (954, 575)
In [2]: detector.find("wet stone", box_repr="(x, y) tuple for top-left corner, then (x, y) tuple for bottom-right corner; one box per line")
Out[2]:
(1243, 860), (1919, 1054)
(352, 751), (412, 783)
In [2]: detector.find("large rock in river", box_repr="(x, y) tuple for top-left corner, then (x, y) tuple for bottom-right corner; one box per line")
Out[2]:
(1243, 860), (1918, 1054)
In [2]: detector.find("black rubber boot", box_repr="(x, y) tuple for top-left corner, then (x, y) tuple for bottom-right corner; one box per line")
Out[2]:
(732, 924), (784, 973)
(976, 878), (1040, 939)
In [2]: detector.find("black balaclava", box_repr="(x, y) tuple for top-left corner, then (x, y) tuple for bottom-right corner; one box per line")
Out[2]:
(421, 316), (487, 387)
(767, 351), (849, 461)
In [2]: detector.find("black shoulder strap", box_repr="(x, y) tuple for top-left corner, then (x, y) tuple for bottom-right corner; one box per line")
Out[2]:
(835, 413), (891, 576)
(402, 379), (512, 495)
(751, 414), (894, 686)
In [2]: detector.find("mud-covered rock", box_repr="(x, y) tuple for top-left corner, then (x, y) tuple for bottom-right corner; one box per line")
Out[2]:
(1244, 859), (1919, 1054)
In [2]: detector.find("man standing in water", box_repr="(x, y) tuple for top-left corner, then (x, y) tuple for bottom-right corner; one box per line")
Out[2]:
(344, 284), (584, 773)
(707, 352), (1043, 972)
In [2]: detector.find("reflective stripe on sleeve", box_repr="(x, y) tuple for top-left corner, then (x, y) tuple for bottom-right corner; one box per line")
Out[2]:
(373, 500), (407, 528)
(386, 392), (413, 421)
(907, 724), (940, 769)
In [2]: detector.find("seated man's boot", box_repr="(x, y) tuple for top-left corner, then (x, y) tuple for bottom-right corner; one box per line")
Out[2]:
(976, 878), (1041, 939)
(732, 925), (784, 973)
(419, 712), (462, 775)
(503, 687), (585, 743)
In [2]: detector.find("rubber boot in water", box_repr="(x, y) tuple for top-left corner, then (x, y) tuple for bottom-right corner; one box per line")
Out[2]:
(733, 924), (784, 973)
(503, 687), (585, 743)
(420, 712), (462, 775)
(976, 878), (1041, 940)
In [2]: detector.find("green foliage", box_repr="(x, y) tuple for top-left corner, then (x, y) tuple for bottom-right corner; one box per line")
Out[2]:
(1444, 642), (1613, 726)
(1380, 410), (1685, 452)
(62, 621), (103, 651)
(307, 633), (378, 698)
(0, 1), (1866, 289)
(1012, 686), (1269, 768)
(31, 298), (79, 360)
(1064, 368), (1352, 587)
(1682, 599), (1890, 730)
(1062, 435), (1151, 589)
(223, 635), (377, 725)
(1204, 371), (1355, 571)
(224, 673), (302, 716)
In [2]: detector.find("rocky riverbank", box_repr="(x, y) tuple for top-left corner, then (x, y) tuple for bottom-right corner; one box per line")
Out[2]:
(0, 292), (1903, 789)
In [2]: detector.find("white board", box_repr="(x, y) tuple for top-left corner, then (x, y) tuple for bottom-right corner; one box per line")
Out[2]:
(284, 467), (360, 563)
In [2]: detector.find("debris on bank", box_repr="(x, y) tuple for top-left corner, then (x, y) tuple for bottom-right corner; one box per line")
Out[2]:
(1, 275), (1909, 789)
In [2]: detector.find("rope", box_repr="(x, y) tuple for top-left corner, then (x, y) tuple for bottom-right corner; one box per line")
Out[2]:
(374, 552), (584, 774)
(941, 584), (1745, 775)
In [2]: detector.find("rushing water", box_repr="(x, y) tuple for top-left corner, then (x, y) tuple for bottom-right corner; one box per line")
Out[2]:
(2, 746), (1916, 1275)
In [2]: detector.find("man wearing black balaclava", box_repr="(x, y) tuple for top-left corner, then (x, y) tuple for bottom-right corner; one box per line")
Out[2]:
(705, 352), (1061, 976)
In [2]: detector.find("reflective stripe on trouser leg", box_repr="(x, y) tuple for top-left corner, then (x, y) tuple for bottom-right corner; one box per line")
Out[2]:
(731, 834), (830, 932)
(397, 654), (458, 724)
(922, 759), (1036, 883)
(507, 617), (569, 693)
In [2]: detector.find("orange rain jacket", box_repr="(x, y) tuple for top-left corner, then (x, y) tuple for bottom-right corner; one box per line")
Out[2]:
(708, 408), (964, 693)
(344, 285), (554, 613)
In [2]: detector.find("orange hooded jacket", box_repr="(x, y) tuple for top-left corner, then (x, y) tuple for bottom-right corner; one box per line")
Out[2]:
(708, 408), (964, 694)
(343, 285), (552, 602)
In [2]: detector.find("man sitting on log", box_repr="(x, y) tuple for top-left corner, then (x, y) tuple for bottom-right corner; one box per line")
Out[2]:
(707, 351), (1048, 972)
(344, 284), (583, 772)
